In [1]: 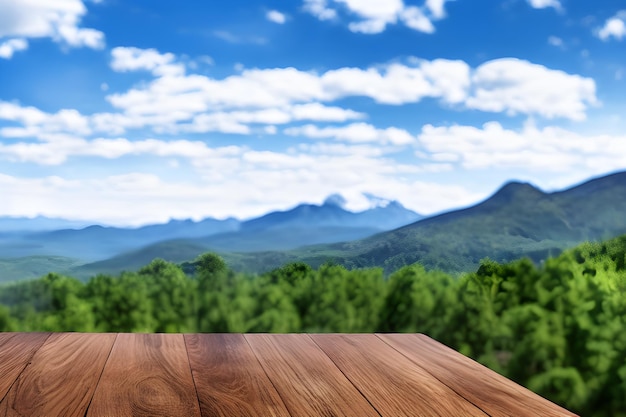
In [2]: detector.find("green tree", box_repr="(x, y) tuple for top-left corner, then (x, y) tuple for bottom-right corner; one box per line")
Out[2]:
(86, 273), (155, 332)
(39, 273), (95, 332)
(0, 305), (15, 331)
(379, 264), (456, 339)
(138, 259), (194, 332)
(194, 253), (234, 332)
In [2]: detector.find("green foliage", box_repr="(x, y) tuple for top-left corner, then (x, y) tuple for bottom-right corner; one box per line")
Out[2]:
(138, 259), (195, 332)
(0, 304), (14, 331)
(85, 273), (154, 332)
(2, 237), (626, 415)
(378, 264), (455, 338)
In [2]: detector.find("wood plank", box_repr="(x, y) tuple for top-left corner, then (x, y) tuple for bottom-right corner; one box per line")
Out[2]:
(0, 333), (50, 402)
(87, 333), (201, 417)
(379, 334), (578, 417)
(0, 332), (115, 417)
(185, 334), (290, 417)
(312, 334), (487, 417)
(245, 333), (380, 417)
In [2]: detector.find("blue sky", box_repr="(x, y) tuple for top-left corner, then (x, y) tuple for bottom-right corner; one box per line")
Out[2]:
(0, 0), (625, 226)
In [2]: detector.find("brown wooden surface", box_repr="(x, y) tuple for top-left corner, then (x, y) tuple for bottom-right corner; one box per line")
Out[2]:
(312, 333), (488, 416)
(0, 333), (115, 417)
(185, 333), (290, 417)
(0, 333), (49, 402)
(87, 333), (201, 417)
(0, 332), (579, 417)
(379, 333), (578, 417)
(245, 333), (381, 417)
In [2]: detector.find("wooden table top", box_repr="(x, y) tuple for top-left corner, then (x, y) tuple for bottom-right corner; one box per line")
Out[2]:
(0, 333), (577, 417)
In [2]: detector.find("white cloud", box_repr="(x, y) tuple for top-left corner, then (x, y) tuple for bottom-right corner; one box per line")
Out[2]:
(182, 104), (365, 133)
(547, 36), (564, 47)
(527, 0), (562, 10)
(0, 133), (245, 165)
(103, 58), (470, 133)
(303, 0), (337, 20)
(336, 0), (404, 20)
(417, 121), (626, 174)
(467, 58), (598, 121)
(400, 7), (435, 33)
(290, 103), (365, 121)
(0, 138), (475, 224)
(338, 0), (403, 33)
(285, 122), (415, 145)
(1, 49), (599, 147)
(106, 50), (595, 126)
(110, 47), (184, 77)
(0, 38), (28, 59)
(0, 101), (91, 137)
(348, 19), (388, 34)
(1, 49), (599, 145)
(303, 0), (453, 34)
(321, 60), (470, 104)
(0, 0), (104, 49)
(57, 24), (103, 48)
(0, 101), (47, 125)
(266, 10), (287, 24)
(420, 59), (471, 103)
(425, 0), (448, 19)
(597, 12), (626, 41)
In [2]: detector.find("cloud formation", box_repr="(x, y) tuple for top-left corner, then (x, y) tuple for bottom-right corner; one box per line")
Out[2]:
(266, 10), (287, 24)
(526, 0), (562, 10)
(418, 121), (626, 173)
(302, 0), (452, 34)
(0, 38), (28, 59)
(0, 0), (104, 57)
(597, 11), (626, 41)
(0, 143), (479, 224)
(0, 48), (599, 147)
(104, 51), (595, 131)
(285, 122), (416, 145)
(466, 58), (597, 121)
(110, 47), (184, 76)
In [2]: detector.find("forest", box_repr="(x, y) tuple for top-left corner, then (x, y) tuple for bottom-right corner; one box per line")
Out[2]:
(1, 235), (626, 416)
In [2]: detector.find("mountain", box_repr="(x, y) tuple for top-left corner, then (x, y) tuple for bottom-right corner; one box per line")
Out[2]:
(1, 196), (422, 280)
(0, 256), (83, 284)
(287, 171), (626, 273)
(66, 170), (626, 277)
(13, 169), (626, 279)
(70, 199), (421, 278)
(0, 217), (241, 261)
(240, 195), (422, 232)
(0, 216), (94, 232)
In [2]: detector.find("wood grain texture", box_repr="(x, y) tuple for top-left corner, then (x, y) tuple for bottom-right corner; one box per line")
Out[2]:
(378, 334), (578, 417)
(185, 334), (290, 417)
(245, 333), (380, 417)
(312, 334), (487, 417)
(0, 333), (581, 417)
(87, 333), (201, 417)
(0, 333), (50, 402)
(0, 333), (115, 417)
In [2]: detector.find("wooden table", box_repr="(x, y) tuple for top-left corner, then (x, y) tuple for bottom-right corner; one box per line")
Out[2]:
(0, 333), (577, 416)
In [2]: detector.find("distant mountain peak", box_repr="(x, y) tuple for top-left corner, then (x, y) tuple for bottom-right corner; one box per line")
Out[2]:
(363, 193), (392, 209)
(491, 181), (545, 201)
(323, 194), (348, 208)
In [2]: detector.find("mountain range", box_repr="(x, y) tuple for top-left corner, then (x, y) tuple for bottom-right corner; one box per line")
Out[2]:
(0, 195), (422, 282)
(2, 170), (626, 282)
(285, 170), (626, 274)
(119, 170), (626, 277)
